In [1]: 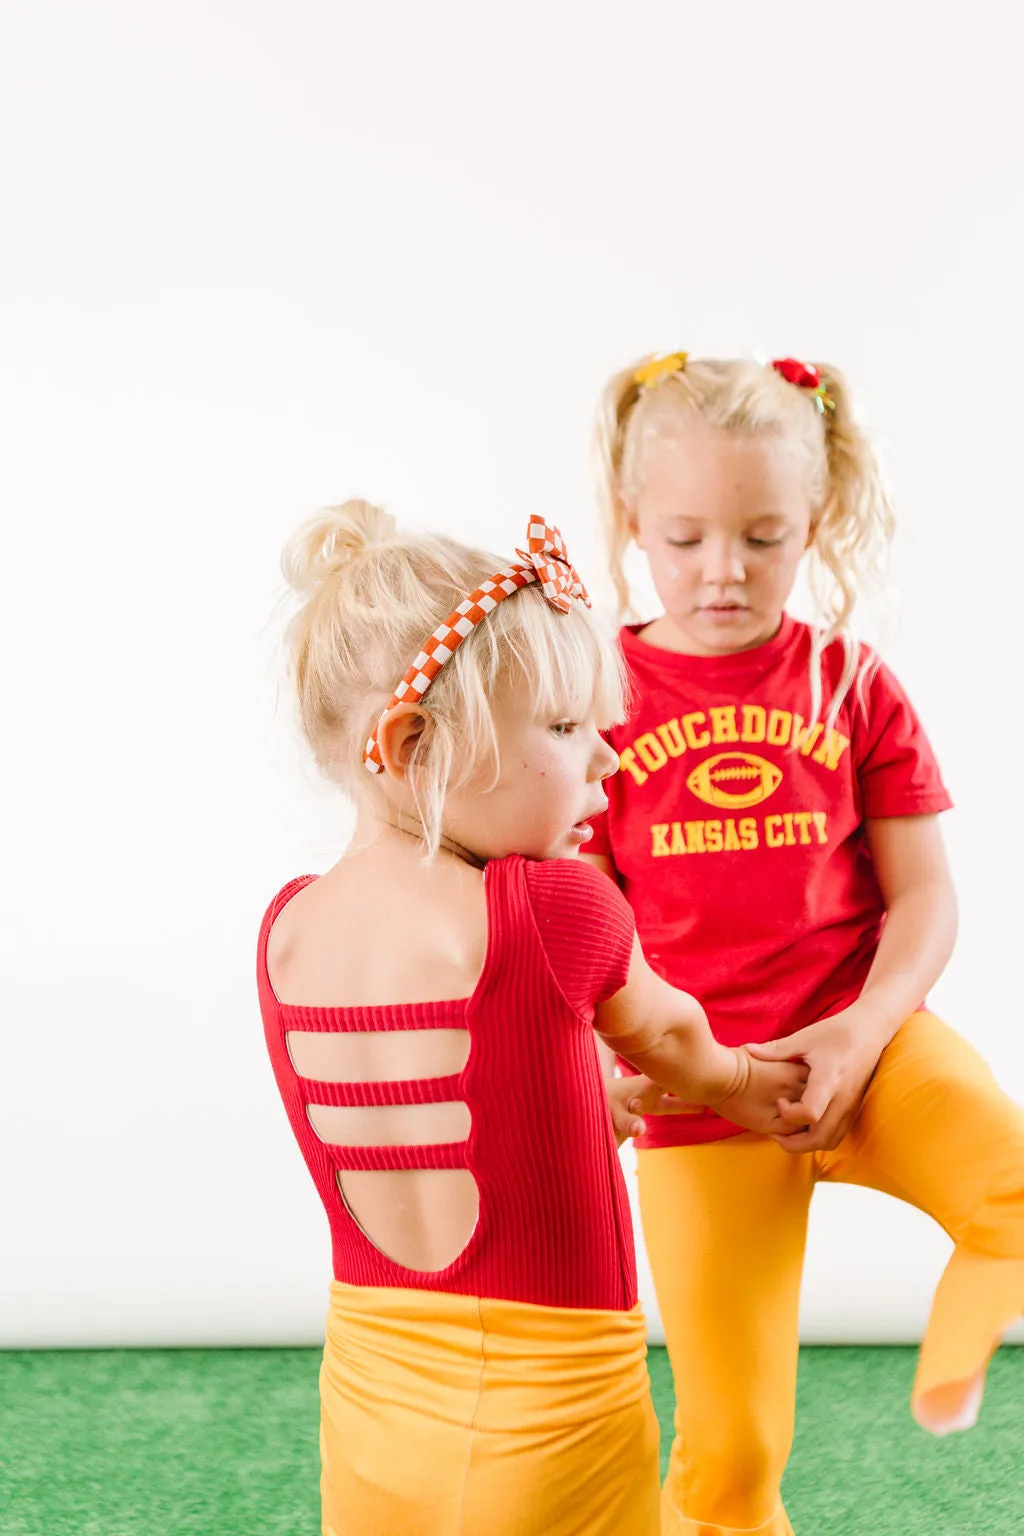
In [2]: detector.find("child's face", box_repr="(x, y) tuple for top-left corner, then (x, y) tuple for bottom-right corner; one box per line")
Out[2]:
(631, 424), (814, 655)
(444, 671), (620, 863)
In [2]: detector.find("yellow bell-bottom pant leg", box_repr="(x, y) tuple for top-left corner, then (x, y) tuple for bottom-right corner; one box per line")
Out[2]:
(638, 1133), (814, 1536)
(819, 1009), (1024, 1435)
(639, 1010), (1024, 1536)
(318, 1280), (662, 1536)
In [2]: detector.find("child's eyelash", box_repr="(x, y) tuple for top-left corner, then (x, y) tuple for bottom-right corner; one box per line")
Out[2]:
(666, 537), (782, 549)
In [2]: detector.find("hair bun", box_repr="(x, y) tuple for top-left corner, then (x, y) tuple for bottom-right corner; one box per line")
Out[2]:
(282, 500), (397, 593)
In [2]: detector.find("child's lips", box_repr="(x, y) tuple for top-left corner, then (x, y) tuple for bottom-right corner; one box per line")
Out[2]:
(570, 802), (606, 842)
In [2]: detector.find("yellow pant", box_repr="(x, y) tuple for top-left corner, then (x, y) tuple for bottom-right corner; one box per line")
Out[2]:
(319, 1280), (661, 1535)
(638, 1012), (1024, 1536)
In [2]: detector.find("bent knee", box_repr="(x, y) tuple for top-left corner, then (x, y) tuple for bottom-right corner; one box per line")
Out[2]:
(672, 1419), (790, 1528)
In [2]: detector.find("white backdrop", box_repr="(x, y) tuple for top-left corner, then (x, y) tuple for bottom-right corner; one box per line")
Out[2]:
(3, 0), (1023, 1346)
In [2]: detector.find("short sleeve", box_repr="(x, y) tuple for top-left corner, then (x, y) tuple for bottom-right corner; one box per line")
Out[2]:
(855, 662), (953, 819)
(523, 858), (636, 1019)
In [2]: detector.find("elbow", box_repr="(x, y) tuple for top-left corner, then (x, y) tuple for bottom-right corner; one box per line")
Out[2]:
(932, 875), (959, 952)
(682, 992), (710, 1035)
(946, 891), (960, 956)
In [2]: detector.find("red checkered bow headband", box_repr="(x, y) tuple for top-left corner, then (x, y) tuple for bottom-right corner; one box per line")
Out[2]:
(362, 519), (591, 775)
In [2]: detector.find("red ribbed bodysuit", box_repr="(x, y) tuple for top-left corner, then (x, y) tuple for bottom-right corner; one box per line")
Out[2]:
(257, 854), (639, 1309)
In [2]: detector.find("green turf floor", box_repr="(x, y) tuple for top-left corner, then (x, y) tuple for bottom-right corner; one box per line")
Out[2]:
(1, 1345), (1020, 1535)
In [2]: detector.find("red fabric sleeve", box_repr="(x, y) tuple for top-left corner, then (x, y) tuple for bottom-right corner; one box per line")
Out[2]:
(855, 662), (953, 818)
(523, 858), (636, 1019)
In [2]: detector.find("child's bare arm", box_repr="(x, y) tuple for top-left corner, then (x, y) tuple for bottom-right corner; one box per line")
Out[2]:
(750, 814), (957, 1153)
(595, 939), (807, 1134)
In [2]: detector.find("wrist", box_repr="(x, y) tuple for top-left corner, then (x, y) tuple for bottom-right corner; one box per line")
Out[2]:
(839, 996), (904, 1052)
(705, 1046), (749, 1109)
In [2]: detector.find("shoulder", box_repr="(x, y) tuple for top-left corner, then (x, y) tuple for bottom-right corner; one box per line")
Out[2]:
(522, 855), (630, 914)
(616, 623), (673, 684)
(522, 858), (636, 959)
(258, 875), (318, 969)
(260, 874), (318, 928)
(518, 857), (636, 1013)
(490, 851), (629, 924)
(804, 627), (910, 721)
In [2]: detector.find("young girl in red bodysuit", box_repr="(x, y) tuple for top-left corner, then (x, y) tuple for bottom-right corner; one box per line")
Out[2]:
(257, 501), (805, 1536)
(586, 350), (1024, 1536)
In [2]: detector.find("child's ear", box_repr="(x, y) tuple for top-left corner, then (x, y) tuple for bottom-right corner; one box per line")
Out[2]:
(376, 704), (433, 779)
(621, 495), (641, 545)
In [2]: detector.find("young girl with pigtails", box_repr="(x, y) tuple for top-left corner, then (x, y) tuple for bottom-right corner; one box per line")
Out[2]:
(257, 503), (805, 1535)
(586, 352), (1024, 1536)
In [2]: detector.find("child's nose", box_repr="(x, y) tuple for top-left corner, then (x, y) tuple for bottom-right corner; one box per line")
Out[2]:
(595, 737), (621, 781)
(703, 539), (745, 586)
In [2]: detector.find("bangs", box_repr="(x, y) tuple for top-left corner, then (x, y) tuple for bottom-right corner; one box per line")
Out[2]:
(469, 584), (627, 730)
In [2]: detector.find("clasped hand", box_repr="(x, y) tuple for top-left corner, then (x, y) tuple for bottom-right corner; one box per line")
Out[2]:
(607, 1005), (886, 1151)
(745, 1004), (885, 1153)
(606, 1053), (810, 1144)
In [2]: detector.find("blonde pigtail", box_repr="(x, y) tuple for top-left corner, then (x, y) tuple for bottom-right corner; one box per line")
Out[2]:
(807, 364), (895, 730)
(592, 362), (648, 619)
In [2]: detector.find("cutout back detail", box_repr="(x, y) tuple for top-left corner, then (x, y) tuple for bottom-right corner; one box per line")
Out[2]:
(291, 1021), (477, 1270)
(264, 873), (491, 1275)
(288, 1027), (470, 1083)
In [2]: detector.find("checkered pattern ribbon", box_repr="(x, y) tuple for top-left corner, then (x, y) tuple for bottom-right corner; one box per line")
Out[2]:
(363, 520), (591, 774)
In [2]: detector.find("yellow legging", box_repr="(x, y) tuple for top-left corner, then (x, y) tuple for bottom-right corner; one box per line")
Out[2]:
(638, 1012), (1024, 1536)
(319, 1281), (661, 1535)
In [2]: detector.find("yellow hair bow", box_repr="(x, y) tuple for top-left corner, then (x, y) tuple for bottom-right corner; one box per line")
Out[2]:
(633, 351), (688, 390)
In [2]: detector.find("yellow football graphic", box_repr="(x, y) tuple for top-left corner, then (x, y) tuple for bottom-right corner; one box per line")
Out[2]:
(686, 751), (783, 810)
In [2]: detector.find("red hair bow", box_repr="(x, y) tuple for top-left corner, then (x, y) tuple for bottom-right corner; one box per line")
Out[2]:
(772, 357), (821, 389)
(771, 357), (835, 414)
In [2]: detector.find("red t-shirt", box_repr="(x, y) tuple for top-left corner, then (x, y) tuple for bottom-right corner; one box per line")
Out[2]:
(588, 615), (952, 1148)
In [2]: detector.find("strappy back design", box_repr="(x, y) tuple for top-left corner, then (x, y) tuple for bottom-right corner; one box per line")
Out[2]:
(257, 854), (639, 1310)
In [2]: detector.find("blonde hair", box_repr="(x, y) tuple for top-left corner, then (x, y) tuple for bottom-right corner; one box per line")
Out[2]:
(594, 356), (895, 728)
(280, 500), (625, 855)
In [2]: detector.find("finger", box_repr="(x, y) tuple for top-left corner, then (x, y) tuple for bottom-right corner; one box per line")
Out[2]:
(772, 1104), (846, 1153)
(789, 1079), (834, 1124)
(775, 1097), (814, 1129)
(623, 1077), (659, 1106)
(746, 1032), (812, 1063)
(772, 1066), (810, 1100)
(771, 1123), (828, 1152)
(645, 1096), (705, 1116)
(771, 1132), (810, 1153)
(818, 1113), (854, 1153)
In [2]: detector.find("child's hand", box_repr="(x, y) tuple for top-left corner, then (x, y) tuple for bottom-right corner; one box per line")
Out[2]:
(605, 1075), (698, 1146)
(745, 1006), (886, 1153)
(714, 1049), (811, 1137)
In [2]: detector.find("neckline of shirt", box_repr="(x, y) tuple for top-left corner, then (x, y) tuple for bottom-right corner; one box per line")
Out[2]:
(620, 611), (802, 681)
(264, 858), (507, 1021)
